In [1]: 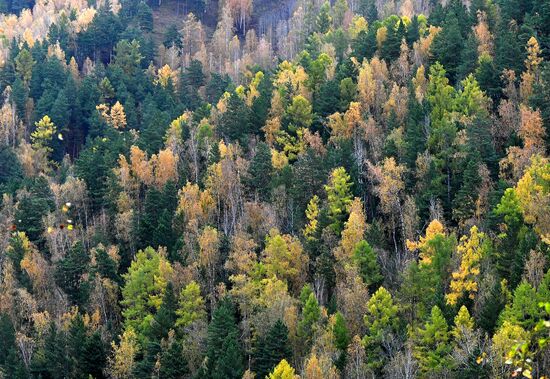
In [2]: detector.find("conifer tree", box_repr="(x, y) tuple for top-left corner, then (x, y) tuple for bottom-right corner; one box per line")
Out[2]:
(412, 306), (454, 376)
(253, 320), (292, 379)
(206, 299), (245, 379)
(431, 13), (464, 82)
(325, 167), (353, 234)
(352, 240), (382, 289)
(363, 287), (400, 373)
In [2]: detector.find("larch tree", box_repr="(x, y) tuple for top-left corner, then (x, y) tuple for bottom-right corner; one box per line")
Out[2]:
(325, 167), (354, 235)
(446, 226), (488, 306)
(411, 306), (454, 377)
(120, 247), (173, 337)
(362, 286), (400, 374)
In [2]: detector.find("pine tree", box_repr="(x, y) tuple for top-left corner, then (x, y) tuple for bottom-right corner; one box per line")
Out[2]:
(158, 335), (189, 378)
(380, 20), (404, 63)
(359, 0), (378, 23)
(316, 2), (332, 34)
(149, 282), (178, 341)
(81, 331), (107, 379)
(475, 55), (502, 104)
(67, 314), (88, 377)
(352, 29), (377, 62)
(457, 33), (479, 80)
(55, 241), (90, 306)
(452, 152), (482, 224)
(15, 177), (54, 245)
(253, 320), (292, 379)
(218, 92), (251, 146)
(0, 314), (16, 366)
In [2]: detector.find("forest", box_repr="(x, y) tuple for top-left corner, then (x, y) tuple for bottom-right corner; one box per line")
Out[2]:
(0, 0), (549, 378)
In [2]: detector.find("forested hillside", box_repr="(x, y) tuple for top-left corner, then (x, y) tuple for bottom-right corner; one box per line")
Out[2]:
(0, 0), (549, 378)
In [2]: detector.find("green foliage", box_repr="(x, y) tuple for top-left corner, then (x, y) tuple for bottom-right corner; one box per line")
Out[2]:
(352, 240), (382, 288)
(363, 287), (400, 373)
(325, 167), (353, 234)
(298, 292), (322, 347)
(176, 281), (206, 330)
(55, 242), (90, 306)
(412, 306), (454, 377)
(206, 299), (245, 379)
(247, 142), (273, 200)
(121, 247), (172, 337)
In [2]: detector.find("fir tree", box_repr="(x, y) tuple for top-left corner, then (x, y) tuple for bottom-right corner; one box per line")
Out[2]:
(55, 242), (91, 306)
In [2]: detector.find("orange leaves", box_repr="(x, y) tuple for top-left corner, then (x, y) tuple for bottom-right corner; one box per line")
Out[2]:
(97, 101), (127, 130)
(500, 106), (546, 182)
(150, 149), (178, 188)
(117, 145), (178, 190)
(473, 11), (493, 57)
(406, 219), (446, 265)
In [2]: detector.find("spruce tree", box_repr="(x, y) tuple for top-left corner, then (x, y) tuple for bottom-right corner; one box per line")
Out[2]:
(247, 142), (274, 201)
(159, 338), (189, 379)
(55, 242), (90, 306)
(431, 13), (464, 83)
(218, 92), (251, 147)
(253, 320), (292, 379)
(206, 299), (245, 379)
(380, 21), (403, 63)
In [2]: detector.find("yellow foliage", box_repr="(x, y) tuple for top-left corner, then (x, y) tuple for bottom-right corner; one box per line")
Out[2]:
(337, 198), (367, 261)
(31, 115), (56, 152)
(446, 226), (485, 305)
(271, 148), (289, 169)
(376, 26), (388, 48)
(406, 219), (445, 264)
(155, 64), (174, 87)
(303, 195), (320, 241)
(515, 156), (550, 243)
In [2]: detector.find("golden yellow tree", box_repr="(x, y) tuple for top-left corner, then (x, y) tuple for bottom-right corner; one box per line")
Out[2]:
(31, 115), (56, 153)
(262, 228), (308, 293)
(446, 226), (486, 305)
(406, 219), (446, 265)
(108, 328), (139, 379)
(302, 195), (320, 241)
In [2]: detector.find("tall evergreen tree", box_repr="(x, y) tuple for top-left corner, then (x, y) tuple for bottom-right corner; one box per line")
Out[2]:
(206, 299), (245, 379)
(253, 320), (292, 379)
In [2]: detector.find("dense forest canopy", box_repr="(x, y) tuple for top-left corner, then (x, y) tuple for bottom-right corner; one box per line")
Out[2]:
(0, 0), (549, 378)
